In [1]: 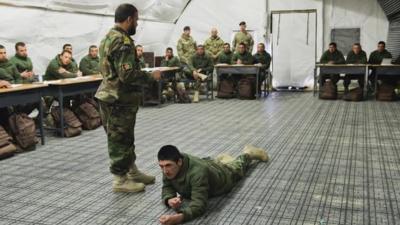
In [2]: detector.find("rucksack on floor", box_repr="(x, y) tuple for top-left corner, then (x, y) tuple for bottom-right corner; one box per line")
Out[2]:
(377, 83), (396, 101)
(217, 79), (235, 98)
(8, 113), (37, 151)
(0, 125), (16, 159)
(343, 87), (363, 102)
(238, 77), (256, 100)
(51, 106), (82, 137)
(74, 101), (101, 130)
(319, 81), (337, 100)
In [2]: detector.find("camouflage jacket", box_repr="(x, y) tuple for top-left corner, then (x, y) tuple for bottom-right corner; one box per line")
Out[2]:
(204, 36), (224, 60)
(79, 55), (100, 76)
(232, 31), (254, 53)
(0, 59), (22, 84)
(160, 56), (181, 67)
(95, 26), (151, 105)
(177, 34), (197, 65)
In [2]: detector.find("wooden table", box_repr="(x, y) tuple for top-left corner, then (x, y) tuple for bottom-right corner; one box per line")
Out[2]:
(314, 64), (369, 98)
(0, 83), (48, 145)
(214, 64), (267, 98)
(141, 67), (180, 106)
(42, 75), (102, 137)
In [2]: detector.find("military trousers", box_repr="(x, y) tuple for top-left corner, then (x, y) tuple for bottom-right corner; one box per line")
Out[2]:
(223, 154), (252, 182)
(99, 101), (138, 175)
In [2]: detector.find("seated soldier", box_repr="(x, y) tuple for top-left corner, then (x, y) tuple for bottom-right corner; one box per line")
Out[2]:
(231, 42), (255, 92)
(79, 45), (100, 76)
(344, 43), (367, 93)
(216, 43), (234, 97)
(253, 43), (272, 92)
(62, 44), (79, 72)
(184, 45), (214, 103)
(161, 47), (182, 101)
(319, 42), (345, 87)
(216, 43), (233, 65)
(0, 45), (22, 84)
(136, 45), (146, 68)
(10, 42), (35, 83)
(368, 41), (394, 88)
(158, 145), (269, 225)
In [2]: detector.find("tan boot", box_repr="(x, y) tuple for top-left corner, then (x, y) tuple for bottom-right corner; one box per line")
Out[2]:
(243, 145), (269, 162)
(177, 82), (186, 91)
(193, 91), (199, 103)
(127, 164), (156, 185)
(113, 174), (145, 193)
(197, 73), (208, 81)
(216, 153), (235, 164)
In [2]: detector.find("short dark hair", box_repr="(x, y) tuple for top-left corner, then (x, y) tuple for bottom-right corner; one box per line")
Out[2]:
(158, 145), (183, 162)
(353, 43), (361, 47)
(115, 4), (138, 23)
(183, 26), (190, 31)
(0, 45), (5, 50)
(197, 44), (204, 49)
(239, 42), (246, 47)
(378, 41), (386, 46)
(15, 42), (26, 50)
(89, 45), (97, 50)
(60, 50), (72, 56)
(329, 42), (337, 48)
(136, 45), (143, 49)
(239, 21), (246, 26)
(166, 47), (173, 52)
(223, 43), (230, 47)
(63, 44), (72, 50)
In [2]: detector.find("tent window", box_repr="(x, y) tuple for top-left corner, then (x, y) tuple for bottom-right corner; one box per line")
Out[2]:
(331, 28), (360, 56)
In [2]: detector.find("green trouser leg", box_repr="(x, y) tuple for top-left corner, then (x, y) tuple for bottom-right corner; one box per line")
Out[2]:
(225, 154), (252, 181)
(99, 101), (138, 175)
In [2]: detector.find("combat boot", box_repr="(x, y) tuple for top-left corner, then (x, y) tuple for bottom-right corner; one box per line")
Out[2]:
(197, 73), (208, 81)
(215, 153), (235, 164)
(193, 91), (199, 103)
(113, 174), (145, 193)
(127, 164), (156, 185)
(243, 145), (269, 162)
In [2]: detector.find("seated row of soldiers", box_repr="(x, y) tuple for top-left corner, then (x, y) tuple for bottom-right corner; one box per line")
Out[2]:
(319, 41), (400, 100)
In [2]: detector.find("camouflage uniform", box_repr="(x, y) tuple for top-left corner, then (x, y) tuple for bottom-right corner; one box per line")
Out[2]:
(345, 50), (368, 89)
(232, 31), (254, 53)
(95, 26), (152, 175)
(9, 54), (35, 83)
(204, 36), (224, 62)
(319, 50), (345, 85)
(138, 56), (146, 68)
(79, 55), (100, 76)
(160, 56), (181, 67)
(0, 59), (22, 84)
(184, 53), (214, 91)
(177, 34), (197, 65)
(162, 153), (252, 223)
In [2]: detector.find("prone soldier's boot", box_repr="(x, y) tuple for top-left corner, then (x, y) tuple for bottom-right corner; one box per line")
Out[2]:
(193, 91), (199, 103)
(243, 145), (269, 162)
(127, 164), (156, 185)
(113, 174), (145, 193)
(216, 153), (235, 164)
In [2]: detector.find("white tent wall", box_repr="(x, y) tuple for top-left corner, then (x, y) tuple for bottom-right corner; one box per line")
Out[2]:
(166, 0), (268, 55)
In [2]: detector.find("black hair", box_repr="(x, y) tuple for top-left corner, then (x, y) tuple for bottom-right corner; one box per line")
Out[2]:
(329, 42), (337, 48)
(0, 44), (5, 49)
(378, 41), (386, 46)
(60, 50), (72, 56)
(136, 45), (143, 48)
(158, 145), (183, 162)
(15, 42), (26, 50)
(166, 47), (173, 52)
(63, 43), (72, 50)
(89, 45), (97, 50)
(183, 26), (190, 31)
(115, 4), (138, 23)
(197, 44), (204, 49)
(239, 42), (246, 47)
(223, 43), (230, 47)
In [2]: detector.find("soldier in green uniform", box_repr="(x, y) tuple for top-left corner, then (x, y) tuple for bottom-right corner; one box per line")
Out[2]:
(158, 144), (269, 224)
(253, 43), (272, 93)
(95, 4), (161, 193)
(136, 45), (146, 68)
(79, 45), (100, 76)
(177, 26), (197, 65)
(216, 43), (233, 65)
(62, 44), (79, 72)
(204, 28), (224, 63)
(0, 45), (22, 84)
(44, 50), (80, 80)
(9, 42), (35, 83)
(319, 42), (345, 86)
(185, 45), (214, 103)
(232, 21), (254, 53)
(161, 47), (181, 67)
(368, 41), (393, 87)
(344, 43), (367, 93)
(231, 43), (255, 65)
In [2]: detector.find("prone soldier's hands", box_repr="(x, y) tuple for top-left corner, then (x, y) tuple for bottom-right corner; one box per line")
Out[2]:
(159, 214), (184, 225)
(167, 197), (182, 209)
(152, 70), (161, 81)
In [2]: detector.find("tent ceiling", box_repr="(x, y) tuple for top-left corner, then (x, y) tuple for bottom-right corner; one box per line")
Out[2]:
(0, 0), (191, 23)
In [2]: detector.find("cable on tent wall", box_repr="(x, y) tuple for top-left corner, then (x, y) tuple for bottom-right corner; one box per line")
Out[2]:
(277, 14), (281, 46)
(306, 12), (310, 45)
(174, 0), (192, 24)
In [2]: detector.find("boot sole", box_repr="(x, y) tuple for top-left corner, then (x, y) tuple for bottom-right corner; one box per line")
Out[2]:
(113, 187), (145, 193)
(133, 179), (156, 185)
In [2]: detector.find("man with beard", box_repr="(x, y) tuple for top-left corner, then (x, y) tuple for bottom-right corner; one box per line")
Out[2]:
(10, 42), (35, 83)
(95, 3), (161, 193)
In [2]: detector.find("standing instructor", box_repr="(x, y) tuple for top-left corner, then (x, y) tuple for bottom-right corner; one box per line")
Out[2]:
(95, 3), (161, 193)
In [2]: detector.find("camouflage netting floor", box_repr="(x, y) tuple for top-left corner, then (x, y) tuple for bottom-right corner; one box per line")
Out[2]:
(1, 92), (400, 225)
